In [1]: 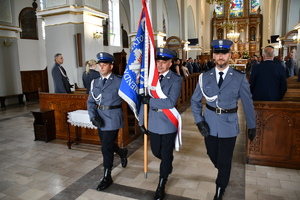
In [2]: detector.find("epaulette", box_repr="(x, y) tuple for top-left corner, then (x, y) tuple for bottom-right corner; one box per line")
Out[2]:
(174, 73), (181, 77)
(233, 68), (244, 74)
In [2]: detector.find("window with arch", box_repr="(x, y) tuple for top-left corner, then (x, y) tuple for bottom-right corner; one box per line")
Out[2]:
(230, 0), (244, 17)
(19, 7), (38, 40)
(109, 0), (120, 46)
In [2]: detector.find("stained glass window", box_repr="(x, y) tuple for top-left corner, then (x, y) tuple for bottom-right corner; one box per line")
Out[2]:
(250, 0), (260, 15)
(230, 0), (244, 17)
(215, 2), (224, 17)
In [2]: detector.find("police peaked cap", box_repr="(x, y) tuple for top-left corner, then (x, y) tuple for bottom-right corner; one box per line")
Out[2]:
(156, 48), (176, 60)
(96, 52), (115, 63)
(211, 39), (233, 53)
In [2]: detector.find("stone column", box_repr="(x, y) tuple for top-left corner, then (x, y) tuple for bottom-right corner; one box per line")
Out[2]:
(37, 2), (108, 92)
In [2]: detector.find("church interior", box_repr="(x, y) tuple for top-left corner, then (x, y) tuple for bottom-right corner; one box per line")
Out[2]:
(0, 0), (300, 199)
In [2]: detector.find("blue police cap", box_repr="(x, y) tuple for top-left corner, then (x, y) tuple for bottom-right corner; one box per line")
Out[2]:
(156, 48), (176, 60)
(96, 52), (114, 63)
(211, 39), (233, 53)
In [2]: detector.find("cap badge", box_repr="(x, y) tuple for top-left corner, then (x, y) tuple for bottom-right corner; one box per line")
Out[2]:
(219, 40), (223, 48)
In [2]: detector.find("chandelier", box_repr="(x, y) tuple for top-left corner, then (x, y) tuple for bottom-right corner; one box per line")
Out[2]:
(227, 29), (240, 40)
(220, 20), (237, 30)
(207, 0), (240, 40)
(206, 0), (231, 4)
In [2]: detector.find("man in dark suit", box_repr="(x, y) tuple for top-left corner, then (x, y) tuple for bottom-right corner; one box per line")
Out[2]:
(51, 53), (72, 93)
(186, 57), (194, 74)
(192, 59), (200, 73)
(250, 46), (287, 101)
(87, 52), (128, 191)
(286, 52), (295, 77)
(191, 39), (256, 200)
(139, 48), (183, 200)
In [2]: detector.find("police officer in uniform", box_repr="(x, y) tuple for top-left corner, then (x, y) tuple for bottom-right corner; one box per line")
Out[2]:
(139, 48), (183, 200)
(87, 52), (128, 191)
(191, 40), (256, 200)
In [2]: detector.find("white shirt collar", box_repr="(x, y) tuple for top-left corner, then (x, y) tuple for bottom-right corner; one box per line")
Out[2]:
(102, 73), (112, 80)
(215, 66), (229, 80)
(160, 70), (169, 77)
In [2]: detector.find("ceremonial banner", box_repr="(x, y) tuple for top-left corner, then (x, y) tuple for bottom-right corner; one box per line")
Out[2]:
(118, 0), (154, 120)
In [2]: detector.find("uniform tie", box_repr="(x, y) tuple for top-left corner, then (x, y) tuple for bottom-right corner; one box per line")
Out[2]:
(159, 75), (164, 82)
(218, 72), (224, 88)
(102, 78), (107, 86)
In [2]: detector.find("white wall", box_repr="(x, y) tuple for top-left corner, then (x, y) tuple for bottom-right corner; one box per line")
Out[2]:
(14, 0), (47, 71)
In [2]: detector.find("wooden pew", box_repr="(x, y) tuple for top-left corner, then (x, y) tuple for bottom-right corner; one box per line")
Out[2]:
(286, 76), (298, 83)
(21, 68), (49, 101)
(38, 73), (199, 148)
(281, 88), (300, 101)
(0, 94), (24, 110)
(38, 93), (139, 148)
(246, 101), (300, 169)
(73, 83), (87, 94)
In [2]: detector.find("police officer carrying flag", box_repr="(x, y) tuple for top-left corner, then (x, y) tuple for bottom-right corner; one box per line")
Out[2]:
(191, 39), (256, 200)
(139, 48), (183, 200)
(87, 52), (128, 191)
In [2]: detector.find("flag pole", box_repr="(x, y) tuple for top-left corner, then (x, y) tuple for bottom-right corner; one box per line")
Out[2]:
(143, 0), (150, 179)
(144, 104), (148, 178)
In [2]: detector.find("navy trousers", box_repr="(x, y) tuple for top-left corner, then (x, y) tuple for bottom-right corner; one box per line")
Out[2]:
(149, 131), (177, 179)
(205, 135), (237, 189)
(98, 129), (120, 169)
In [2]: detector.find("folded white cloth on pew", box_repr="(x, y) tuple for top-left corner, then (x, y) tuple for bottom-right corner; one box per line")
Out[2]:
(67, 110), (97, 129)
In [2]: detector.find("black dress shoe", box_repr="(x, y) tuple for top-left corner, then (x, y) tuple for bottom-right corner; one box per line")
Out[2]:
(119, 148), (128, 168)
(96, 175), (113, 191)
(153, 177), (167, 200)
(96, 168), (113, 191)
(213, 186), (225, 200)
(153, 189), (165, 200)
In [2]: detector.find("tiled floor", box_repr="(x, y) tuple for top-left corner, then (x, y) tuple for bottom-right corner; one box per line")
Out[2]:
(0, 101), (299, 200)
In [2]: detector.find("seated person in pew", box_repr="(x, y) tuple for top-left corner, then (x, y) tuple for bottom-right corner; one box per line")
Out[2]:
(250, 46), (287, 101)
(87, 52), (128, 191)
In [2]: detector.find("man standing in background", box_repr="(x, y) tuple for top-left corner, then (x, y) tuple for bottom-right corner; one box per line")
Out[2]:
(250, 46), (287, 101)
(286, 52), (295, 77)
(51, 53), (73, 93)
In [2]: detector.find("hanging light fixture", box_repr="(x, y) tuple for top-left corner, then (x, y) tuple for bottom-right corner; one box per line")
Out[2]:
(206, 0), (230, 4)
(227, 29), (240, 40)
(207, 0), (240, 40)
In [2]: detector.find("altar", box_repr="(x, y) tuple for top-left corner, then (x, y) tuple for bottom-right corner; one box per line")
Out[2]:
(230, 64), (246, 73)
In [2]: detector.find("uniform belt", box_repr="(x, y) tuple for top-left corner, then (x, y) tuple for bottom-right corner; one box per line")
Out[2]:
(206, 104), (238, 115)
(96, 105), (122, 110)
(152, 109), (163, 112)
